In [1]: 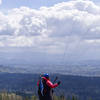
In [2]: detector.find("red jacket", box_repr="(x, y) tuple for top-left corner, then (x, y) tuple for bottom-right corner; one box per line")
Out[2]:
(37, 77), (58, 88)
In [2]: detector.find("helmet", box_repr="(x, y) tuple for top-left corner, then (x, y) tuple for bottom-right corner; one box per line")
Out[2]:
(43, 73), (49, 78)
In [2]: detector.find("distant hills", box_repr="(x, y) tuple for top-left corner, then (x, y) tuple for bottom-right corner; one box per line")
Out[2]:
(0, 73), (100, 100)
(0, 60), (100, 100)
(0, 59), (100, 76)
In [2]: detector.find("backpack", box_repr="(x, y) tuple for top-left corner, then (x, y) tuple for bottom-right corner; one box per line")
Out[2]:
(39, 77), (44, 96)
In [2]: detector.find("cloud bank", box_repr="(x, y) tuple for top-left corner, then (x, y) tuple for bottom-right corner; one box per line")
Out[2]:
(0, 0), (100, 60)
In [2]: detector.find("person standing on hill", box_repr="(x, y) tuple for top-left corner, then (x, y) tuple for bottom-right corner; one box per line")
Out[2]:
(37, 73), (61, 100)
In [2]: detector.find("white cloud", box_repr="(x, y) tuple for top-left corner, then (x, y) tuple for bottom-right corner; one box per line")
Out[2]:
(0, 0), (100, 60)
(0, 0), (2, 5)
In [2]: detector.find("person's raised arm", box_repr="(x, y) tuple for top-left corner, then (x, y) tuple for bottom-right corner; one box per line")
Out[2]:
(46, 80), (61, 88)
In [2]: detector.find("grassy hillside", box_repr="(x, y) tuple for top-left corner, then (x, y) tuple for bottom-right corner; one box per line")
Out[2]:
(0, 92), (84, 100)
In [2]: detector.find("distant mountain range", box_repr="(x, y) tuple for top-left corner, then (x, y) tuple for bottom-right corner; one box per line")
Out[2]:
(0, 60), (100, 76)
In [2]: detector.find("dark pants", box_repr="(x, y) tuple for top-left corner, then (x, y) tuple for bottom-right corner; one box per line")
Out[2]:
(38, 90), (53, 100)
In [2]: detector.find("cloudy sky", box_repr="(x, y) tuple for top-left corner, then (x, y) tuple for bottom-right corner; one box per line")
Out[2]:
(0, 0), (100, 64)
